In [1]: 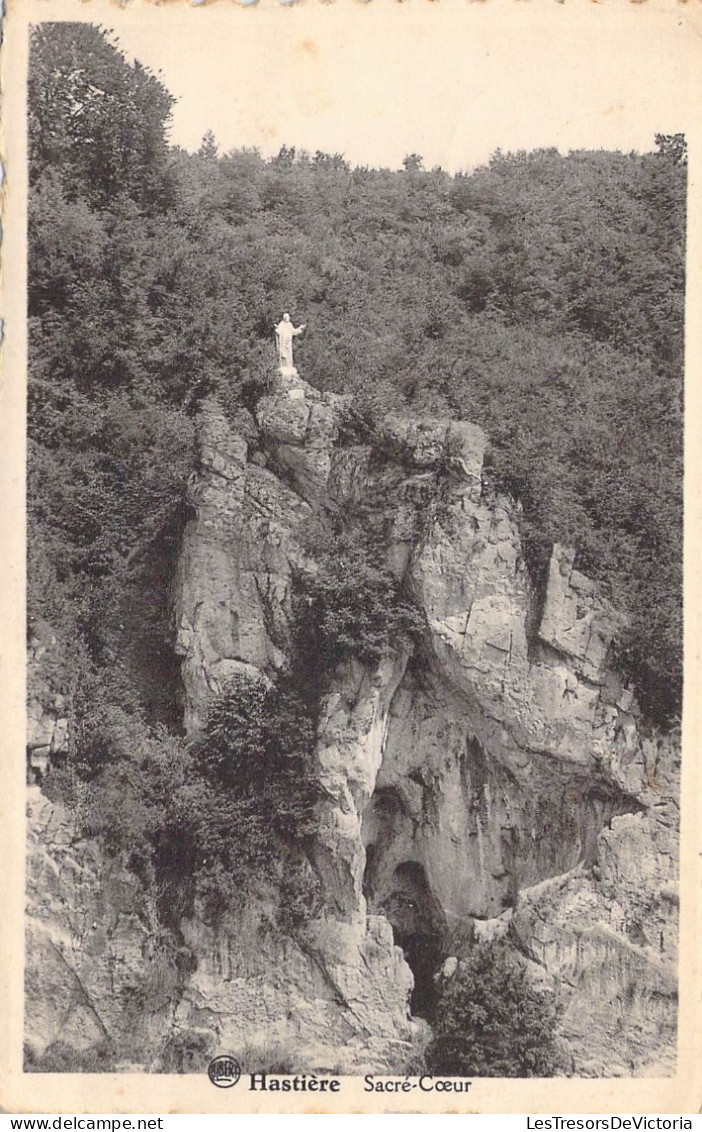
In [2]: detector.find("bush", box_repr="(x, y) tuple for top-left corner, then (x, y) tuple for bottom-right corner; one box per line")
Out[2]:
(295, 516), (423, 676)
(426, 942), (566, 1077)
(187, 671), (321, 921)
(59, 668), (322, 927)
(199, 671), (269, 787)
(198, 671), (318, 832)
(186, 679), (317, 921)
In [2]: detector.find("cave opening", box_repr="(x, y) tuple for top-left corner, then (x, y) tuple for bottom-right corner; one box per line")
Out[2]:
(394, 930), (445, 1019)
(363, 847), (447, 1021)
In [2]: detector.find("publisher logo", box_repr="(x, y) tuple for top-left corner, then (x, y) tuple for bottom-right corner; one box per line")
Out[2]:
(208, 1055), (241, 1088)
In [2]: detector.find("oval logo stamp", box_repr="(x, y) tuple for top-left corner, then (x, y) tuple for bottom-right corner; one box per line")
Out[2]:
(208, 1055), (242, 1088)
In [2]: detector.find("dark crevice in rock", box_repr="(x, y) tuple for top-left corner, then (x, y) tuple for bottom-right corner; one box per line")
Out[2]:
(394, 931), (445, 1019)
(362, 832), (448, 1020)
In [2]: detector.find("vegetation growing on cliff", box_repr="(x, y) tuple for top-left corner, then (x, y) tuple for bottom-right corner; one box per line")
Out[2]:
(294, 511), (423, 677)
(48, 670), (321, 926)
(28, 23), (684, 752)
(426, 943), (567, 1077)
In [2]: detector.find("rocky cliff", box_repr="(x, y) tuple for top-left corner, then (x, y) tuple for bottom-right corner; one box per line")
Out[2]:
(25, 368), (679, 1076)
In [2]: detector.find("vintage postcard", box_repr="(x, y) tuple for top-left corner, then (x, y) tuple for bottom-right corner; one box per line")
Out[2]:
(1, 0), (700, 1115)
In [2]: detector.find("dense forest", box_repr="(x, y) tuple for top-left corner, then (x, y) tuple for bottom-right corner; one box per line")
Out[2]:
(28, 12), (685, 832)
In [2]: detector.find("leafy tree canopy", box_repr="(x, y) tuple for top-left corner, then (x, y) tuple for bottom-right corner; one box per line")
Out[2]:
(29, 22), (175, 211)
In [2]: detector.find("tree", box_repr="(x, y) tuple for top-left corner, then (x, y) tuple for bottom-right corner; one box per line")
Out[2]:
(199, 670), (269, 787)
(426, 942), (566, 1077)
(655, 133), (687, 166)
(403, 153), (424, 173)
(197, 130), (219, 161)
(294, 516), (423, 676)
(28, 22), (175, 212)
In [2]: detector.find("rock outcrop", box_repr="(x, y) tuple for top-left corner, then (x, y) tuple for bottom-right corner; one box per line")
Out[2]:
(26, 367), (679, 1076)
(25, 789), (177, 1071)
(27, 622), (70, 784)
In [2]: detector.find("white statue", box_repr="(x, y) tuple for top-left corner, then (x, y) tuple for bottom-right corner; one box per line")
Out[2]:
(274, 312), (306, 370)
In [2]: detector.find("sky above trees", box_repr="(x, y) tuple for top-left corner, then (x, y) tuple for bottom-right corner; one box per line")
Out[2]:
(93, 3), (693, 169)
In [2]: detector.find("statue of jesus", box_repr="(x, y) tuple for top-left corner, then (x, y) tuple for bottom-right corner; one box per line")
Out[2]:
(274, 313), (306, 370)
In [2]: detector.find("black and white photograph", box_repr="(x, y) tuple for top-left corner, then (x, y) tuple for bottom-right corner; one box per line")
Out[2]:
(2, 0), (699, 1115)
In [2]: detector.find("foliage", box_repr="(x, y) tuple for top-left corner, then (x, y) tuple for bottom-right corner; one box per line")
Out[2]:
(169, 671), (321, 925)
(192, 671), (321, 913)
(29, 23), (175, 212)
(51, 669), (321, 926)
(655, 133), (687, 166)
(426, 942), (566, 1077)
(295, 512), (423, 675)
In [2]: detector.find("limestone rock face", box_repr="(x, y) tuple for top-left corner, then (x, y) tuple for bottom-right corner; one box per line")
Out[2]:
(25, 790), (177, 1070)
(169, 389), (421, 1072)
(174, 401), (310, 732)
(509, 781), (679, 1076)
(27, 622), (70, 783)
(26, 369), (679, 1076)
(171, 903), (417, 1074)
(255, 375), (351, 504)
(538, 544), (628, 684)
